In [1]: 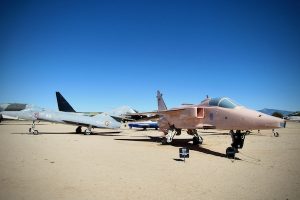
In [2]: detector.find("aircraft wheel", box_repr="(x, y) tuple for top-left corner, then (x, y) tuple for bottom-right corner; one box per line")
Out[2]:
(226, 147), (235, 159)
(84, 129), (91, 135)
(76, 126), (82, 133)
(29, 128), (31, 133)
(199, 136), (203, 144)
(193, 136), (202, 145)
(274, 132), (279, 137)
(161, 137), (168, 145)
(33, 130), (39, 135)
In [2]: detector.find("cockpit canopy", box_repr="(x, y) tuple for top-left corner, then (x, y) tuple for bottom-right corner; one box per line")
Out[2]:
(208, 97), (238, 109)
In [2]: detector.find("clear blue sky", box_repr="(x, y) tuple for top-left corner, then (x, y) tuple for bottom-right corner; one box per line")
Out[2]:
(1, 0), (299, 112)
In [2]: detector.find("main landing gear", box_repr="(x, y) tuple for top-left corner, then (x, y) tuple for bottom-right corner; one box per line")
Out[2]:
(226, 130), (246, 159)
(77, 126), (96, 135)
(161, 128), (181, 145)
(187, 129), (203, 145)
(84, 126), (93, 135)
(28, 121), (39, 135)
(161, 128), (203, 145)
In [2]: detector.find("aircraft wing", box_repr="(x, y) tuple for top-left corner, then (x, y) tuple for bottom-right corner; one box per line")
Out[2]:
(37, 112), (121, 129)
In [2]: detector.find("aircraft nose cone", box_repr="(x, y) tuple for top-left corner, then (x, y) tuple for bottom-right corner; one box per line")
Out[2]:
(248, 108), (285, 130)
(264, 115), (285, 129)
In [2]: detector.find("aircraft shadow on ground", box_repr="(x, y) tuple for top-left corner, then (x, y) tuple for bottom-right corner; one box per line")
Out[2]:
(200, 132), (230, 136)
(132, 129), (159, 132)
(11, 131), (122, 136)
(115, 136), (240, 160)
(200, 131), (269, 137)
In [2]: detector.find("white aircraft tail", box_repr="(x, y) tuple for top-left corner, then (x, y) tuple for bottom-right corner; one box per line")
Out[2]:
(106, 106), (136, 117)
(157, 90), (167, 111)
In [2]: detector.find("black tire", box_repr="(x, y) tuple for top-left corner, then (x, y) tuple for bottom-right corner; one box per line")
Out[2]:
(193, 136), (200, 145)
(84, 130), (91, 135)
(33, 130), (39, 135)
(226, 147), (235, 159)
(274, 132), (279, 137)
(199, 136), (203, 144)
(161, 137), (168, 145)
(76, 126), (82, 133)
(29, 128), (32, 133)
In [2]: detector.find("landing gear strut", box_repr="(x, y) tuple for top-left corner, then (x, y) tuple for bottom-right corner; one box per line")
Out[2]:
(161, 127), (181, 145)
(272, 129), (279, 137)
(187, 129), (203, 145)
(226, 130), (246, 159)
(28, 121), (39, 135)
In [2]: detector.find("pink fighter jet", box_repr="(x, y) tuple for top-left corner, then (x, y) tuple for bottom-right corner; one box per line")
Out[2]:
(155, 91), (286, 158)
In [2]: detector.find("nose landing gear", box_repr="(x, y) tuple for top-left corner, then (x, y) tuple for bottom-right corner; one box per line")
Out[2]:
(226, 130), (246, 159)
(272, 129), (279, 137)
(28, 121), (39, 135)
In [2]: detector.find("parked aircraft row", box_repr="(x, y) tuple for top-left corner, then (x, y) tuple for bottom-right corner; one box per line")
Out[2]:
(0, 91), (286, 158)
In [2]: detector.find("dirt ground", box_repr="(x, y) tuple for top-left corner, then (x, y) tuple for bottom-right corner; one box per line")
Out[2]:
(0, 121), (299, 200)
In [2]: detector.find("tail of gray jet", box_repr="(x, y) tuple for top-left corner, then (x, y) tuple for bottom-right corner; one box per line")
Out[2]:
(56, 92), (76, 112)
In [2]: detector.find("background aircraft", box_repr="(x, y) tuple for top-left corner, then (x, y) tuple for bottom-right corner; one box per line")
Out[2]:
(0, 103), (42, 122)
(128, 121), (158, 130)
(154, 91), (286, 158)
(0, 106), (121, 135)
(56, 91), (150, 121)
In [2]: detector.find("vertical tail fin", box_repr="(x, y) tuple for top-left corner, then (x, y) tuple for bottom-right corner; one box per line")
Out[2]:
(56, 92), (76, 112)
(157, 90), (167, 111)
